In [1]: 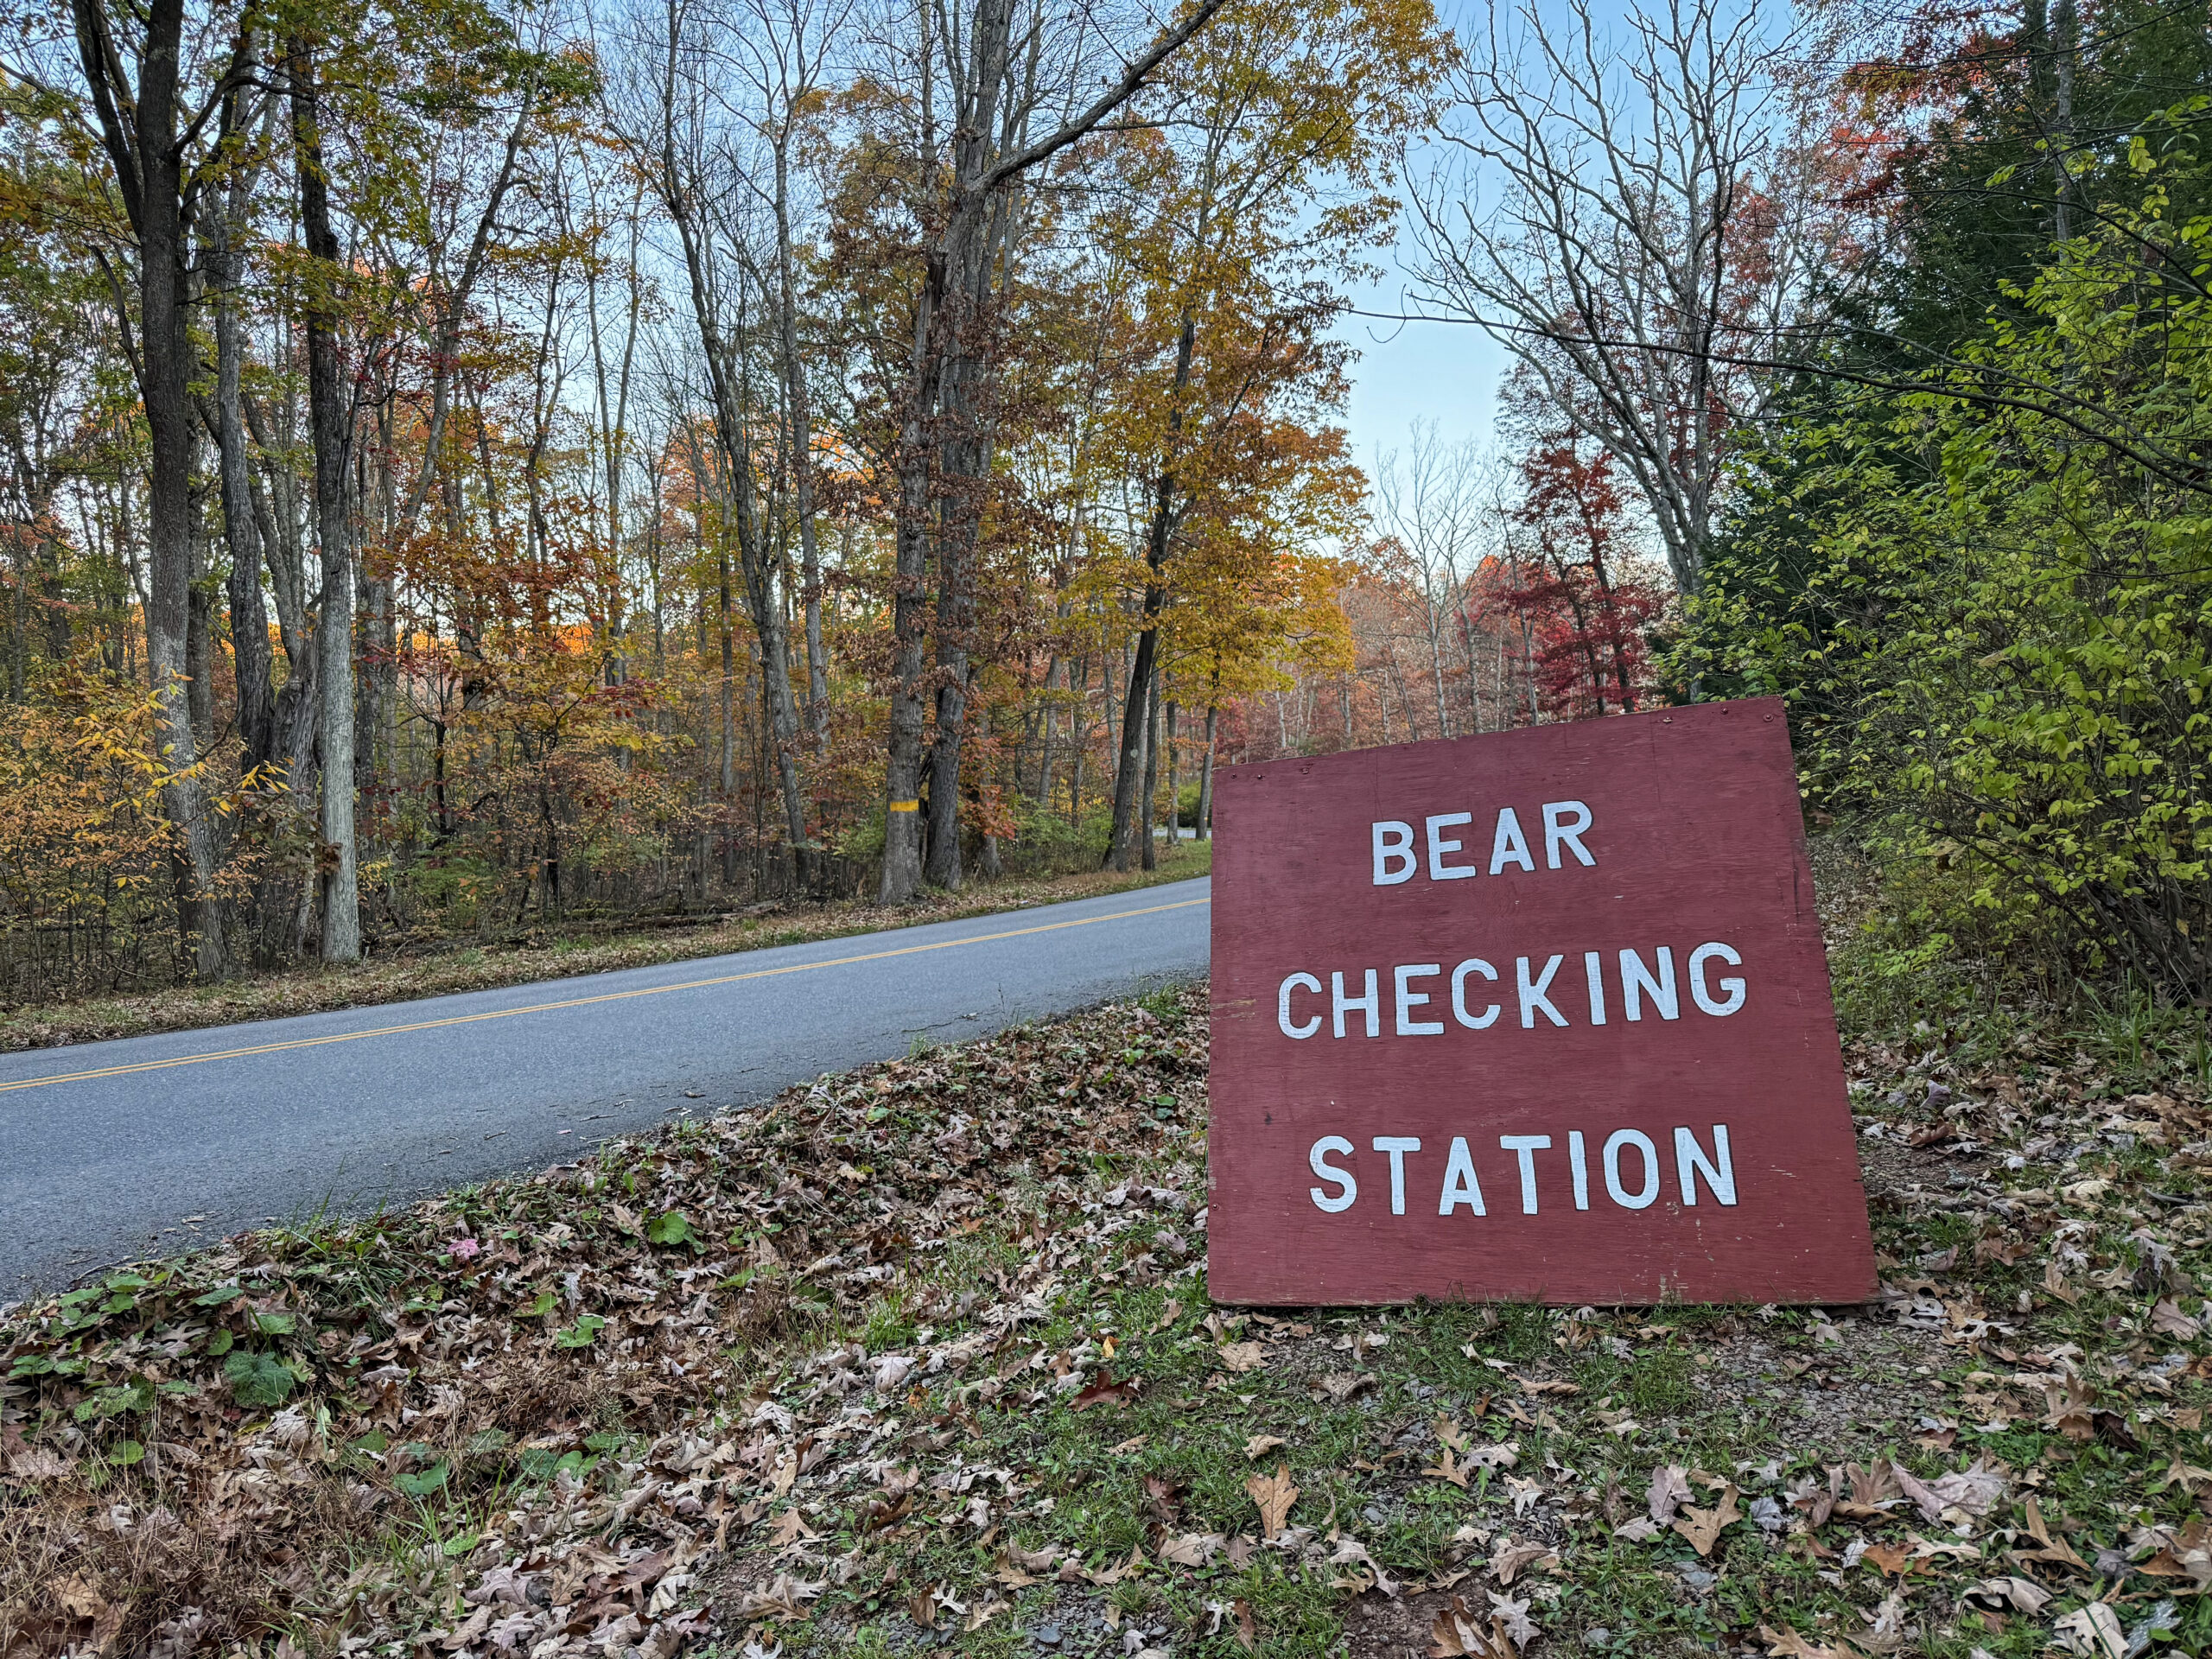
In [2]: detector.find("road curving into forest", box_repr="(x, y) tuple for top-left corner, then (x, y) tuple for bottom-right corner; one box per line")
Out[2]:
(0, 878), (1211, 1301)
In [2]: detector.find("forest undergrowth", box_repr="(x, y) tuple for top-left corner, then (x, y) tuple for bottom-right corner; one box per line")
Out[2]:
(0, 843), (1210, 1054)
(5, 872), (2212, 1659)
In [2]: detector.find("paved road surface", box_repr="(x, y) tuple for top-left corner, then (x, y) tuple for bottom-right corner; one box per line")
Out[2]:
(0, 880), (1211, 1300)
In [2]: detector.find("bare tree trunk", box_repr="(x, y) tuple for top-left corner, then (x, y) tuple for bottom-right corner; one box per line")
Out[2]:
(289, 35), (359, 962)
(204, 65), (274, 774)
(71, 0), (229, 976)
(775, 135), (831, 756)
(1140, 665), (1160, 871)
(1163, 696), (1179, 845)
(1107, 312), (1195, 869)
(1197, 702), (1217, 839)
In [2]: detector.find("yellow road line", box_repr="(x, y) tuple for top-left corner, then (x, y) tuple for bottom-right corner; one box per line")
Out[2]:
(0, 895), (1211, 1095)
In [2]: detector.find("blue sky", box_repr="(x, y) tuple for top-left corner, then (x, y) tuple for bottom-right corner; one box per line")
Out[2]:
(1336, 257), (1510, 475)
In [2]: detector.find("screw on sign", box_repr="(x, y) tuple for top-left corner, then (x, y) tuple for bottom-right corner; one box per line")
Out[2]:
(1205, 696), (1876, 1306)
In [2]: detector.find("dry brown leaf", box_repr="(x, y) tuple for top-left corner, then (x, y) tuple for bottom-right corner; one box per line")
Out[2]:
(766, 1507), (817, 1548)
(1487, 1536), (1556, 1585)
(1423, 1446), (1470, 1489)
(1070, 1369), (1136, 1411)
(1964, 1576), (2050, 1614)
(1246, 1464), (1299, 1537)
(1158, 1531), (1225, 1567)
(2054, 1601), (2126, 1659)
(1648, 1463), (1692, 1523)
(1217, 1340), (1269, 1373)
(1671, 1479), (1741, 1558)
(1758, 1624), (1862, 1658)
(963, 1597), (1009, 1633)
(906, 1585), (938, 1629)
(2152, 1299), (2202, 1338)
(1233, 1598), (1258, 1652)
(1245, 1433), (1287, 1459)
(1859, 1541), (1919, 1578)
(1428, 1595), (1518, 1658)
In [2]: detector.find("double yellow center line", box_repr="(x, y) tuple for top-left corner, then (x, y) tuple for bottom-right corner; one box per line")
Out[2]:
(0, 895), (1211, 1096)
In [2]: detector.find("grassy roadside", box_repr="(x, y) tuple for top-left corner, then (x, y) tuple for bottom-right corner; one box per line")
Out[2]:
(8, 945), (2212, 1658)
(0, 841), (1210, 1054)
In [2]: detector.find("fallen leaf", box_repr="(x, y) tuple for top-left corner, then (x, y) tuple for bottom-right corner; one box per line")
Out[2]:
(1859, 1541), (1920, 1578)
(1158, 1531), (1225, 1567)
(1070, 1370), (1136, 1411)
(1428, 1594), (1517, 1658)
(1963, 1575), (2050, 1614)
(1758, 1624), (1860, 1658)
(766, 1508), (817, 1548)
(1487, 1535), (1556, 1585)
(1217, 1341), (1268, 1373)
(2053, 1601), (2125, 1659)
(1648, 1463), (1692, 1523)
(1423, 1445), (1470, 1488)
(1671, 1479), (1741, 1558)
(1246, 1464), (1299, 1538)
(2152, 1299), (2202, 1338)
(1233, 1598), (1258, 1651)
(1244, 1433), (1286, 1459)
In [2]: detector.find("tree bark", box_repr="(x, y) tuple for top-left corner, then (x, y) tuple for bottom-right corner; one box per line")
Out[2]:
(289, 33), (360, 963)
(1197, 702), (1217, 840)
(1106, 311), (1195, 869)
(70, 0), (228, 976)
(1140, 661), (1160, 871)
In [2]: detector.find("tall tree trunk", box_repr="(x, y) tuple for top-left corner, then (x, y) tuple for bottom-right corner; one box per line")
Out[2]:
(1163, 696), (1179, 845)
(71, 0), (228, 976)
(290, 34), (359, 963)
(207, 94), (274, 774)
(776, 135), (830, 756)
(719, 548), (737, 890)
(880, 250), (939, 901)
(1107, 312), (1195, 870)
(1139, 662), (1160, 872)
(1197, 702), (1217, 840)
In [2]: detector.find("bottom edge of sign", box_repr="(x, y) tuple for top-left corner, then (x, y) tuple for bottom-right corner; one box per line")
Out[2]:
(1205, 1274), (1880, 1310)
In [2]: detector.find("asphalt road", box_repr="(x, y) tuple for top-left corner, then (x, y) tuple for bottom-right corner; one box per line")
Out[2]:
(0, 878), (1211, 1301)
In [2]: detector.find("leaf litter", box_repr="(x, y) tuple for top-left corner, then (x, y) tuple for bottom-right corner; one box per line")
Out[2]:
(7, 977), (2212, 1657)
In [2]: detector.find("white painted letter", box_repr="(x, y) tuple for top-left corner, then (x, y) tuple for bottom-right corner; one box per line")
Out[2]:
(1688, 942), (1746, 1016)
(1499, 1134), (1551, 1214)
(1332, 969), (1380, 1039)
(1426, 812), (1477, 880)
(1516, 955), (1567, 1028)
(1309, 1136), (1357, 1212)
(1568, 1129), (1591, 1210)
(1489, 807), (1535, 874)
(1620, 947), (1679, 1021)
(1440, 1136), (1487, 1215)
(1542, 800), (1595, 868)
(1373, 1136), (1421, 1215)
(1675, 1125), (1738, 1206)
(1451, 959), (1500, 1029)
(1373, 821), (1416, 886)
(1583, 950), (1607, 1026)
(1603, 1129), (1660, 1209)
(1278, 972), (1323, 1039)
(1395, 963), (1445, 1035)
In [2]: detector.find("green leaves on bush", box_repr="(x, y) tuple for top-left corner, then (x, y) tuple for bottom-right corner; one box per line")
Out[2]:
(395, 1457), (451, 1497)
(645, 1211), (702, 1252)
(553, 1313), (606, 1348)
(223, 1349), (296, 1407)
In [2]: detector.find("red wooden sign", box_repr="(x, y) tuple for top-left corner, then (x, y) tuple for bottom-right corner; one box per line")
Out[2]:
(1206, 697), (1875, 1306)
